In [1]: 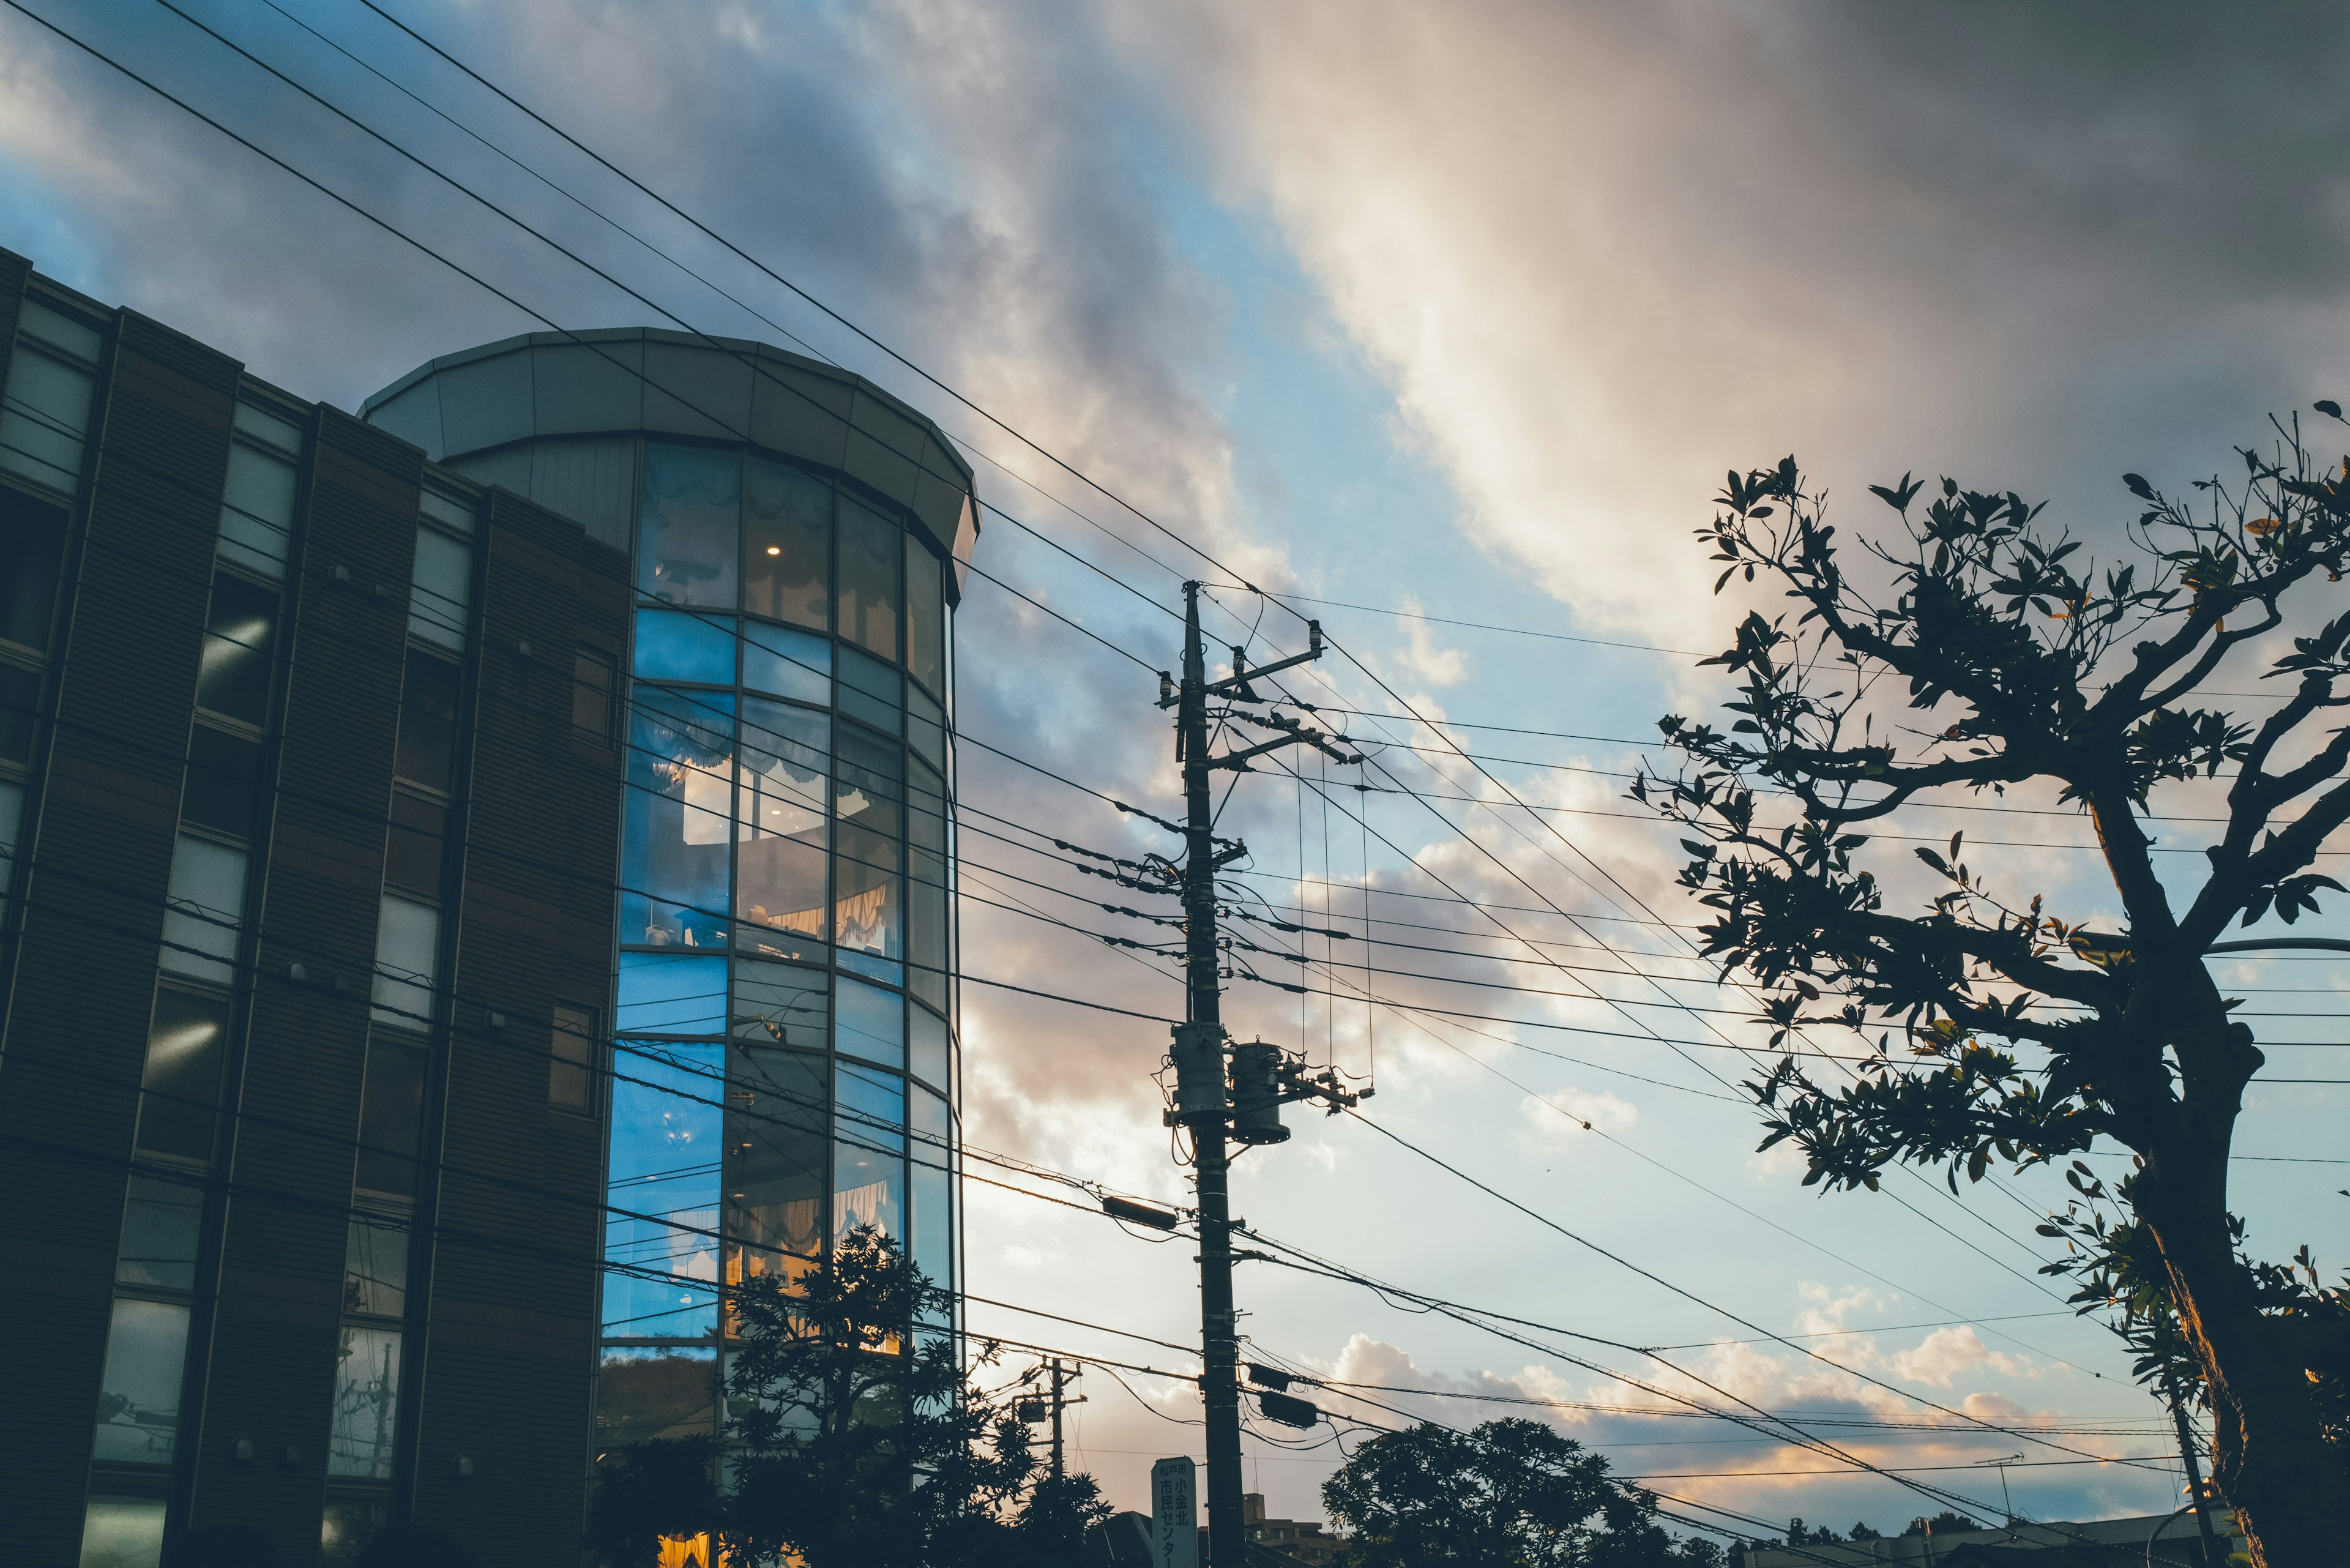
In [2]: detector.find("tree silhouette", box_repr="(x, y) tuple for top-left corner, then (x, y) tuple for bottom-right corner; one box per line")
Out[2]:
(1641, 426), (2350, 1566)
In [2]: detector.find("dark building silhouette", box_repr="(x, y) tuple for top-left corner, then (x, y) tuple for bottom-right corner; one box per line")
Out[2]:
(0, 246), (974, 1568)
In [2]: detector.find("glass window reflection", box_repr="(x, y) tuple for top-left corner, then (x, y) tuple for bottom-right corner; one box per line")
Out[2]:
(740, 620), (829, 706)
(724, 1047), (826, 1288)
(906, 537), (944, 698)
(605, 1043), (723, 1339)
(833, 1062), (904, 1242)
(616, 952), (729, 1038)
(736, 700), (827, 947)
(622, 689), (734, 949)
(729, 959), (827, 1049)
(834, 730), (901, 964)
(744, 456), (830, 630)
(327, 1324), (401, 1479)
(835, 495), (900, 660)
(835, 976), (904, 1070)
(640, 444), (740, 608)
(91, 1297), (190, 1465)
(116, 1177), (203, 1291)
(633, 608), (736, 685)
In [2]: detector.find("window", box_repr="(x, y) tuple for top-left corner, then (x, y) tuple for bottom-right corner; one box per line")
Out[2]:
(0, 486), (67, 652)
(723, 1046), (826, 1286)
(392, 649), (460, 794)
(382, 791), (445, 897)
(159, 835), (247, 985)
(572, 645), (617, 745)
(616, 952), (728, 1039)
(833, 730), (901, 968)
(640, 443), (739, 608)
(908, 760), (948, 1013)
(0, 660), (37, 764)
(182, 723), (263, 840)
(834, 976), (903, 1070)
(634, 607), (736, 684)
(116, 1176), (203, 1292)
(909, 1084), (953, 1300)
(369, 894), (440, 1029)
(217, 402), (304, 580)
(835, 495), (900, 659)
(736, 700), (828, 950)
(0, 778), (21, 908)
(836, 646), (901, 736)
(906, 535), (945, 698)
(740, 620), (828, 706)
(327, 1325), (402, 1479)
(91, 1296), (190, 1465)
(744, 456), (830, 630)
(621, 688), (734, 949)
(602, 1042), (723, 1338)
(728, 960), (827, 1048)
(406, 526), (471, 652)
(78, 1496), (167, 1568)
(134, 986), (231, 1162)
(354, 1035), (428, 1197)
(550, 1002), (597, 1113)
(832, 1062), (904, 1242)
(0, 299), (102, 496)
(906, 684), (946, 774)
(342, 1212), (409, 1318)
(908, 1006), (949, 1091)
(194, 572), (277, 727)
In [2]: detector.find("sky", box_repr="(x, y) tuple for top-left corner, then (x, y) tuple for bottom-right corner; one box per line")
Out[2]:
(7, 0), (2350, 1544)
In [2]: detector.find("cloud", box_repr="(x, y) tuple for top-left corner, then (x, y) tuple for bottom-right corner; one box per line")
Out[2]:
(1392, 598), (1468, 688)
(1888, 1326), (2029, 1389)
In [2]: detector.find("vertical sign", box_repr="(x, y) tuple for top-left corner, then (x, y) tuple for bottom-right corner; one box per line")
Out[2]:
(1151, 1455), (1199, 1568)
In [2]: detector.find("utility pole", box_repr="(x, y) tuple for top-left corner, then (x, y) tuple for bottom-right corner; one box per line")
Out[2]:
(2165, 1377), (2224, 1567)
(1159, 582), (1363, 1566)
(1016, 1357), (1086, 1482)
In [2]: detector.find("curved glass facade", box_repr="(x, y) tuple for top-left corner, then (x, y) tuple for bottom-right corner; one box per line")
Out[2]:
(599, 440), (958, 1448)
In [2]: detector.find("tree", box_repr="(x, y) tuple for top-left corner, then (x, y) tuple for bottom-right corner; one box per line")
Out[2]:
(587, 1228), (1106, 1568)
(1321, 1418), (1722, 1567)
(1638, 429), (2350, 1565)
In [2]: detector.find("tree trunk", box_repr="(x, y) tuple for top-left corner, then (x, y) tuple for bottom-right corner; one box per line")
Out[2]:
(2139, 1166), (2348, 1567)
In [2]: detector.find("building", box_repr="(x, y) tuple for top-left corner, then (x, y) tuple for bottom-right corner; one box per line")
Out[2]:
(1242, 1493), (1349, 1566)
(1736, 1510), (2248, 1567)
(0, 246), (975, 1568)
(362, 325), (975, 1466)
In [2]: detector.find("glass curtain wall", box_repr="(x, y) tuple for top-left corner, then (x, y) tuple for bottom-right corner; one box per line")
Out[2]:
(601, 441), (957, 1454)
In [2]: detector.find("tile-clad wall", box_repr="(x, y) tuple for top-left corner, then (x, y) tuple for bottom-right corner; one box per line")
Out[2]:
(0, 301), (237, 1562)
(411, 488), (625, 1563)
(192, 407), (420, 1560)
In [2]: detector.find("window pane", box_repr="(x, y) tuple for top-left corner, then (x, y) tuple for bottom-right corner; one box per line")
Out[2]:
(195, 573), (277, 726)
(417, 483), (474, 535)
(837, 646), (901, 736)
(0, 780), (17, 906)
(78, 1496), (167, 1568)
(0, 342), (96, 495)
(908, 760), (947, 1013)
(394, 648), (461, 793)
(604, 1042), (723, 1338)
(621, 689), (734, 949)
(833, 1062), (903, 1244)
(406, 527), (471, 651)
(640, 443), (739, 609)
(343, 1212), (409, 1318)
(834, 731), (901, 962)
(598, 1348), (716, 1447)
(550, 1002), (597, 1113)
(0, 487), (66, 651)
(327, 1324), (402, 1479)
(835, 496), (900, 660)
(730, 959), (828, 1048)
(909, 1085), (952, 1298)
(182, 723), (263, 840)
(906, 537), (944, 698)
(383, 791), (446, 897)
(233, 398), (303, 458)
(740, 620), (830, 706)
(116, 1176), (203, 1291)
(355, 1037), (428, 1197)
(616, 952), (728, 1038)
(572, 646), (617, 745)
(0, 661), (37, 764)
(370, 894), (440, 1030)
(725, 1046), (826, 1285)
(217, 442), (297, 580)
(744, 455), (830, 630)
(633, 608), (736, 685)
(737, 700), (827, 948)
(906, 685), (945, 774)
(92, 1297), (190, 1465)
(136, 987), (230, 1161)
(835, 976), (903, 1069)
(909, 1006), (949, 1091)
(159, 835), (247, 985)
